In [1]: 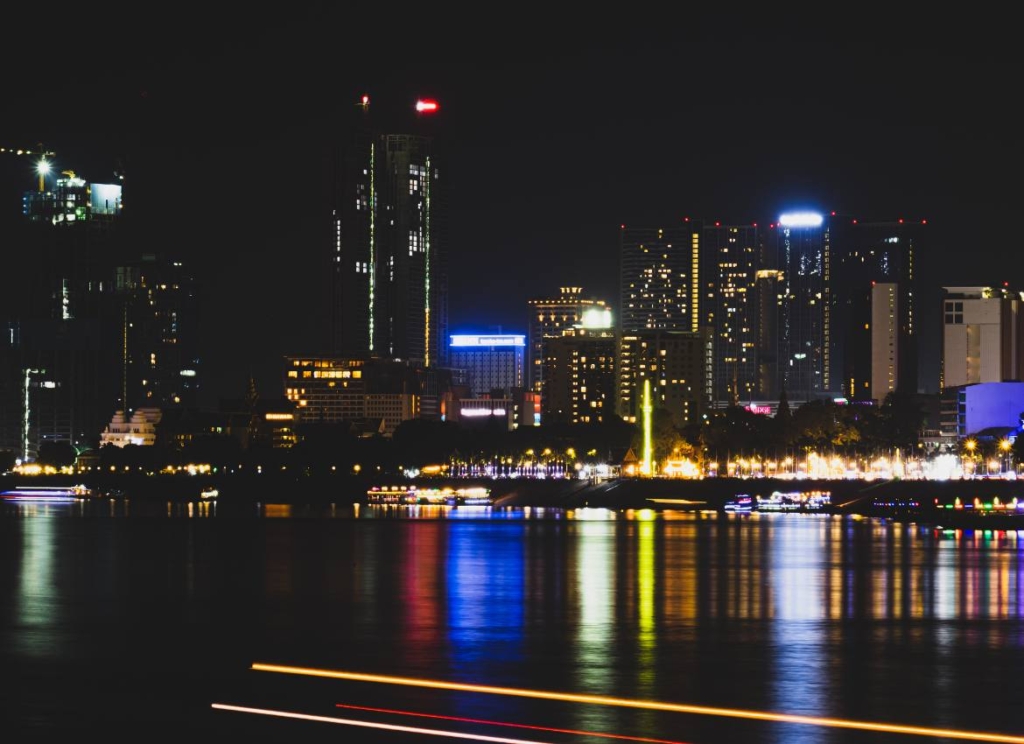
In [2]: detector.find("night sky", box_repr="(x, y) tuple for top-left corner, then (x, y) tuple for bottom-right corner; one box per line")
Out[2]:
(3, 9), (1022, 407)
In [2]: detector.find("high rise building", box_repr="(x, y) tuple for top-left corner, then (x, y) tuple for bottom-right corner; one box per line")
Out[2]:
(619, 223), (701, 333)
(617, 329), (711, 428)
(526, 286), (611, 418)
(830, 217), (920, 400)
(762, 211), (922, 403)
(941, 286), (1024, 388)
(21, 172), (123, 320)
(330, 95), (447, 367)
(448, 333), (525, 397)
(544, 327), (618, 425)
(871, 282), (900, 403)
(764, 211), (834, 402)
(701, 222), (760, 406)
(114, 254), (200, 412)
(755, 268), (783, 399)
(1, 168), (126, 457)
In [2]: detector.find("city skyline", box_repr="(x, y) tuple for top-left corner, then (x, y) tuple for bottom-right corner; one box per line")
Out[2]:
(2, 11), (1021, 407)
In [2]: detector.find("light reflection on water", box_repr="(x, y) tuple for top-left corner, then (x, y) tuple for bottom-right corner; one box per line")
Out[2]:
(4, 501), (1024, 742)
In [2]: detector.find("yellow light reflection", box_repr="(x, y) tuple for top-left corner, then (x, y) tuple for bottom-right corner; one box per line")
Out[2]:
(249, 665), (1024, 743)
(636, 519), (656, 692)
(577, 521), (613, 691)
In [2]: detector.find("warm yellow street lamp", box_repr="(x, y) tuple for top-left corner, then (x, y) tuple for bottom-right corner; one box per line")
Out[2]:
(963, 438), (977, 476)
(1000, 438), (1013, 474)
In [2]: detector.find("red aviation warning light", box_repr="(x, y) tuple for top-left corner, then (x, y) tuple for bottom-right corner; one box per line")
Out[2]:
(415, 99), (439, 113)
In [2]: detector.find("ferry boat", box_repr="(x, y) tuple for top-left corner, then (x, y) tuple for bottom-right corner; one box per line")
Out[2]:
(756, 489), (831, 512)
(723, 494), (755, 513)
(366, 485), (492, 506)
(0, 484), (94, 503)
(200, 487), (219, 500)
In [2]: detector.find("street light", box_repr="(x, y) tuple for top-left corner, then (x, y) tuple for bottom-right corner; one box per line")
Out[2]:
(1000, 438), (1013, 475)
(963, 438), (977, 477)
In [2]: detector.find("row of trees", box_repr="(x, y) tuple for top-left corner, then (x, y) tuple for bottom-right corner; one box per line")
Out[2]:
(6, 392), (1019, 476)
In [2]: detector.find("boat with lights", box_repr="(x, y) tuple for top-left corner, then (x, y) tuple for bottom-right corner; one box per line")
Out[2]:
(0, 484), (94, 503)
(366, 485), (492, 506)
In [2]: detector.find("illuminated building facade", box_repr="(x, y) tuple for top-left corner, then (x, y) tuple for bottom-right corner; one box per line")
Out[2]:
(448, 334), (525, 397)
(871, 283), (900, 403)
(701, 222), (760, 406)
(941, 286), (1024, 389)
(330, 96), (447, 367)
(765, 212), (833, 401)
(98, 407), (162, 447)
(284, 356), (455, 436)
(526, 287), (611, 419)
(617, 329), (711, 428)
(544, 327), (618, 424)
(762, 212), (921, 403)
(619, 224), (701, 333)
(453, 397), (514, 431)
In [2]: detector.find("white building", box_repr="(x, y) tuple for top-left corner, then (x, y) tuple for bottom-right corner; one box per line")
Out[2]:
(942, 286), (1024, 388)
(99, 408), (163, 447)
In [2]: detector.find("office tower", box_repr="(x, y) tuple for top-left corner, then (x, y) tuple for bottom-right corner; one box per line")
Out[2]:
(526, 286), (611, 418)
(330, 95), (447, 367)
(448, 333), (525, 396)
(701, 222), (760, 406)
(764, 211), (834, 402)
(831, 217), (920, 400)
(114, 254), (200, 412)
(544, 327), (618, 424)
(755, 268), (783, 399)
(619, 223), (701, 333)
(941, 286), (1024, 388)
(617, 329), (711, 428)
(871, 283), (899, 403)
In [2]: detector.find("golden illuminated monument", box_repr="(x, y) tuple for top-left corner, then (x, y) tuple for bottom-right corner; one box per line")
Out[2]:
(641, 378), (653, 476)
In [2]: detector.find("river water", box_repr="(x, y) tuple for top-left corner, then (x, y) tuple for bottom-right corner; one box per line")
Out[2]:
(2, 496), (1022, 743)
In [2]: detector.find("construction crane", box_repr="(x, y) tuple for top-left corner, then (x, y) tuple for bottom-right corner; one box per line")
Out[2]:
(0, 143), (55, 191)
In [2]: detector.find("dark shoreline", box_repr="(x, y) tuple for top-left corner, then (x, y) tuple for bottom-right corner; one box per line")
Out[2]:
(5, 471), (1024, 528)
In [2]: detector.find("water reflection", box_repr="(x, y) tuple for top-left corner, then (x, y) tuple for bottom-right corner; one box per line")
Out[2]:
(6, 504), (1024, 741)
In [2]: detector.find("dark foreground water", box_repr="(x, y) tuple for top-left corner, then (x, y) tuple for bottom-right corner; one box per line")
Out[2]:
(2, 496), (1023, 744)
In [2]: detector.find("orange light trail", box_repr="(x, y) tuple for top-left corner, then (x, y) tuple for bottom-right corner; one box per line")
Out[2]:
(212, 703), (553, 743)
(251, 664), (1024, 743)
(334, 702), (688, 744)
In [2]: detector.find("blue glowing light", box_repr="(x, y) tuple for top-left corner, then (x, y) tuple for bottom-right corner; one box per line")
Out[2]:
(778, 212), (824, 228)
